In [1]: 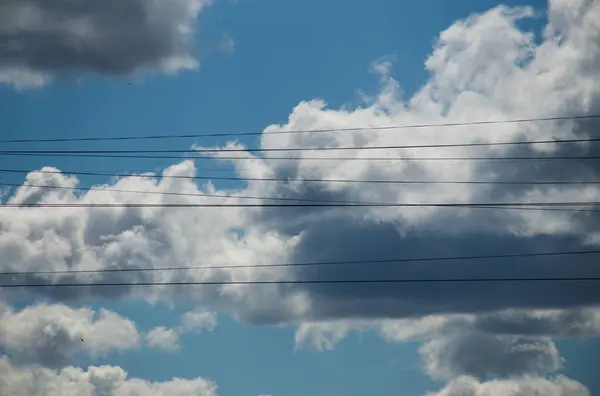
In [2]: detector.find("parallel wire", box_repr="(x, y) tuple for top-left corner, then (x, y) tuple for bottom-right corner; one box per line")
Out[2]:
(1, 136), (599, 154)
(2, 152), (599, 161)
(2, 114), (599, 144)
(3, 182), (595, 212)
(4, 114), (600, 288)
(2, 202), (599, 209)
(3, 249), (599, 277)
(2, 168), (600, 186)
(2, 277), (600, 288)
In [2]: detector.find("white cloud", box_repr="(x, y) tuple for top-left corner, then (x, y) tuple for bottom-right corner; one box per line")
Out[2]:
(180, 309), (217, 333)
(0, 355), (217, 396)
(0, 303), (140, 368)
(427, 375), (589, 396)
(294, 320), (367, 352)
(145, 309), (216, 352)
(3, 1), (600, 391)
(146, 327), (181, 352)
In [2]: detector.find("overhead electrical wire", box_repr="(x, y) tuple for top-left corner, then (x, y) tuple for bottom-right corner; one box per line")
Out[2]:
(2, 168), (600, 186)
(1, 113), (599, 144)
(2, 249), (599, 277)
(2, 182), (595, 212)
(2, 202), (599, 209)
(3, 114), (599, 289)
(2, 276), (600, 288)
(1, 136), (599, 154)
(2, 152), (599, 161)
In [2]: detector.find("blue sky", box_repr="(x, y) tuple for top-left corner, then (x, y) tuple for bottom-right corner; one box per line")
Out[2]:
(1, 0), (548, 195)
(2, 0), (600, 395)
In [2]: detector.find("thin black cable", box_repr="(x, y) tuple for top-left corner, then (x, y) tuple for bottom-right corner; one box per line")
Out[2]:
(2, 202), (599, 208)
(2, 137), (599, 154)
(3, 182), (594, 213)
(2, 152), (599, 161)
(2, 277), (600, 288)
(2, 168), (600, 186)
(3, 249), (599, 277)
(1, 114), (599, 144)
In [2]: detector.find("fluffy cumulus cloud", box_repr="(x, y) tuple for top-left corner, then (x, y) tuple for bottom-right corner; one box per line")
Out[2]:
(0, 0), (212, 88)
(0, 356), (217, 396)
(146, 327), (181, 352)
(0, 302), (140, 368)
(3, 0), (600, 393)
(145, 309), (216, 351)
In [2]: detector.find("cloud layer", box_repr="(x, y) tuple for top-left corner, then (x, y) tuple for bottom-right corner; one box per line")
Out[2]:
(0, 0), (212, 88)
(2, 0), (600, 323)
(3, 0), (600, 394)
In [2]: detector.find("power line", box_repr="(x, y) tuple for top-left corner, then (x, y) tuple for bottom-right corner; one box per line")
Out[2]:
(2, 152), (599, 161)
(3, 182), (594, 212)
(1, 136), (599, 154)
(2, 114), (599, 144)
(2, 276), (599, 288)
(2, 202), (599, 209)
(1, 182), (381, 204)
(3, 168), (600, 186)
(3, 249), (599, 277)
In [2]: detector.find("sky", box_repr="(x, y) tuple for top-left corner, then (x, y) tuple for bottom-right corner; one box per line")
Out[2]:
(1, 0), (600, 395)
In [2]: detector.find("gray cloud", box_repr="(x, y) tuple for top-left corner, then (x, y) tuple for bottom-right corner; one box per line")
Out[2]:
(0, 0), (212, 88)
(473, 308), (600, 338)
(227, 0), (600, 324)
(145, 309), (216, 352)
(420, 332), (561, 380)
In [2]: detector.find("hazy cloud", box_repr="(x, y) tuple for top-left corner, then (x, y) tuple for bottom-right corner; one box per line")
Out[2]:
(180, 309), (218, 333)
